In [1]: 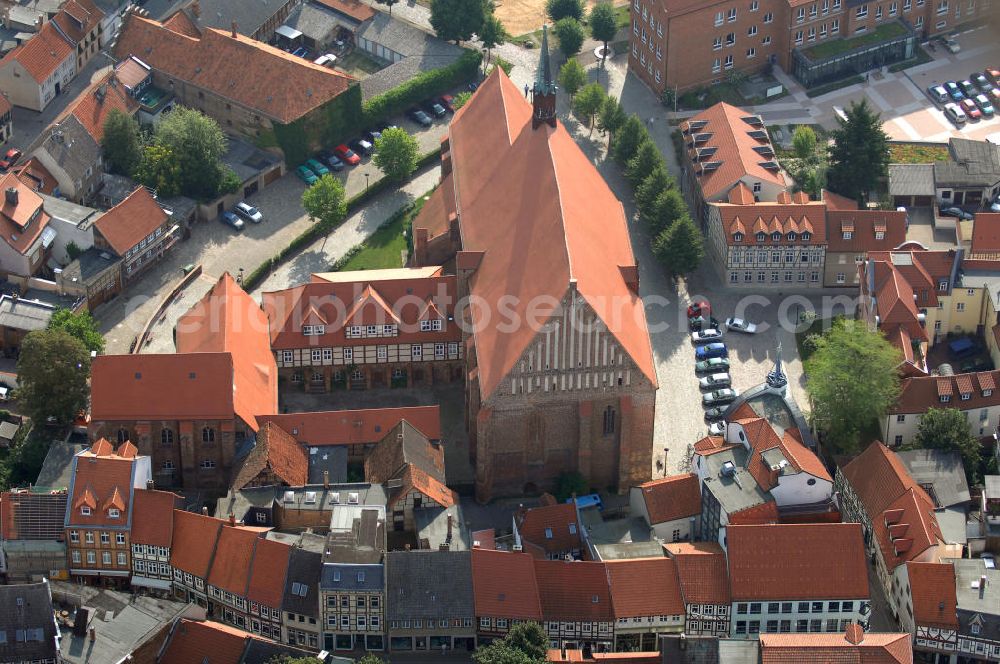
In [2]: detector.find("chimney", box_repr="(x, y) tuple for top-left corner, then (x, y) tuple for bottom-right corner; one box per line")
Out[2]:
(980, 575), (988, 599)
(230, 20), (237, 38)
(845, 622), (864, 645)
(4, 187), (18, 206)
(323, 470), (329, 489)
(145, 479), (154, 490)
(201, 506), (208, 515)
(228, 513), (235, 526)
(447, 514), (453, 541)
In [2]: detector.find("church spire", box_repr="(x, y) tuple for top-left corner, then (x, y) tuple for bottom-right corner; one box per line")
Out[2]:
(531, 24), (557, 129)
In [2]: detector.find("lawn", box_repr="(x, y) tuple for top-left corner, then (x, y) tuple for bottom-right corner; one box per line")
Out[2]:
(336, 51), (383, 79)
(677, 82), (747, 110)
(335, 192), (431, 271)
(888, 143), (950, 164)
(802, 21), (908, 61)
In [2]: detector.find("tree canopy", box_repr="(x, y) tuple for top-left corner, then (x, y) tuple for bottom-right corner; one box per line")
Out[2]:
(625, 139), (664, 188)
(480, 12), (509, 72)
(653, 214), (704, 278)
(559, 58), (587, 97)
(635, 164), (675, 220)
(597, 95), (626, 145)
(431, 0), (487, 43)
(546, 0), (584, 21)
(47, 309), (104, 354)
(804, 318), (901, 456)
(589, 2), (618, 67)
(645, 188), (687, 236)
(793, 125), (817, 160)
(301, 174), (348, 232)
(573, 83), (606, 134)
(612, 114), (648, 164)
(374, 127), (419, 182)
(909, 408), (984, 485)
(101, 109), (142, 177)
(553, 17), (585, 58)
(826, 99), (889, 203)
(473, 621), (549, 664)
(16, 329), (90, 427)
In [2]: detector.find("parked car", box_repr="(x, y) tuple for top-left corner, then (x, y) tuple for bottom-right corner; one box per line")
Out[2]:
(333, 144), (360, 165)
(960, 79), (978, 98)
(724, 317), (758, 334)
(990, 88), (1000, 105)
(350, 138), (373, 156)
(291, 46), (310, 59)
(939, 205), (974, 220)
(296, 165), (318, 185)
(320, 151), (345, 171)
(377, 122), (399, 133)
(990, 196), (1000, 213)
(438, 94), (456, 113)
(695, 343), (728, 361)
(944, 80), (964, 101)
(927, 84), (949, 104)
(689, 315), (719, 330)
(695, 357), (730, 373)
(708, 421), (726, 436)
(407, 107), (433, 127)
(234, 201), (263, 223)
(704, 406), (728, 421)
(687, 300), (710, 318)
(972, 72), (993, 91)
(699, 372), (732, 390)
(0, 148), (21, 171)
(943, 102), (967, 126)
(960, 98), (982, 120)
(306, 158), (330, 177)
(703, 388), (739, 406)
(362, 129), (382, 143)
(987, 67), (1000, 85)
(691, 328), (723, 344)
(313, 53), (337, 68)
(974, 93), (996, 116)
(221, 210), (245, 231)
(982, 553), (997, 569)
(943, 36), (960, 53)
(423, 100), (447, 118)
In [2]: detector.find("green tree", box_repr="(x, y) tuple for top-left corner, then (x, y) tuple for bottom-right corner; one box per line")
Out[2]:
(645, 188), (687, 236)
(356, 656), (386, 664)
(453, 91), (473, 110)
(47, 309), (104, 354)
(546, 0), (584, 21)
(792, 125), (818, 160)
(480, 12), (509, 72)
(136, 143), (182, 198)
(589, 2), (618, 68)
(909, 408), (984, 485)
(799, 167), (823, 199)
(553, 17), (585, 58)
(804, 319), (902, 456)
(612, 114), (648, 164)
(153, 106), (230, 200)
(473, 642), (541, 664)
(16, 329), (90, 427)
(301, 174), (348, 232)
(625, 139), (664, 188)
(554, 471), (588, 502)
(505, 622), (548, 661)
(430, 0), (487, 43)
(826, 99), (889, 203)
(101, 109), (142, 176)
(573, 83), (606, 135)
(375, 0), (398, 15)
(653, 214), (704, 278)
(635, 165), (675, 220)
(596, 95), (626, 146)
(373, 127), (419, 182)
(559, 58), (587, 97)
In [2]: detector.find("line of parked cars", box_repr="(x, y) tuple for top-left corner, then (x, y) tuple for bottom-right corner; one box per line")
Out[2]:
(220, 201), (264, 231)
(687, 300), (759, 434)
(406, 95), (455, 127)
(928, 67), (1000, 126)
(295, 124), (405, 184)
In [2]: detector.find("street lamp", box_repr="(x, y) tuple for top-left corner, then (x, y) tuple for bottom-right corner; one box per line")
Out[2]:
(364, 172), (370, 194)
(663, 448), (670, 477)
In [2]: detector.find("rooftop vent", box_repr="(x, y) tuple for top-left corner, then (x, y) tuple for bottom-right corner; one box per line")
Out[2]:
(347, 492), (359, 504)
(4, 187), (17, 206)
(283, 490), (294, 503)
(721, 461), (737, 478)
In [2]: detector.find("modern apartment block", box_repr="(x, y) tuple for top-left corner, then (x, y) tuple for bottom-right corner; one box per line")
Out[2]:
(629, 0), (988, 92)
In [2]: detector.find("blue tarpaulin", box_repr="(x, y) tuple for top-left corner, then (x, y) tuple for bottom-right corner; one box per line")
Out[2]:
(949, 337), (975, 355)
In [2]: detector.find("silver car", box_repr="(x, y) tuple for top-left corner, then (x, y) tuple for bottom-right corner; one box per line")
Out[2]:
(708, 421), (726, 436)
(725, 317), (758, 334)
(699, 372), (732, 389)
(703, 388), (739, 406)
(691, 328), (723, 344)
(235, 201), (263, 223)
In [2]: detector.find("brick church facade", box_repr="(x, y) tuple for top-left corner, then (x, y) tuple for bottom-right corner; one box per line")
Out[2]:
(412, 29), (658, 502)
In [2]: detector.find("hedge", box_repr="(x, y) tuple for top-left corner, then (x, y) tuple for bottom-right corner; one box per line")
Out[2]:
(805, 75), (864, 98)
(241, 147), (442, 292)
(361, 50), (482, 125)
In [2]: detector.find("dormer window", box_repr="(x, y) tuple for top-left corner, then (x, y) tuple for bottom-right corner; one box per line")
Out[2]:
(801, 232), (811, 241)
(938, 280), (948, 291)
(544, 528), (553, 539)
(786, 231), (796, 241)
(960, 392), (971, 401)
(939, 394), (951, 403)
(109, 508), (120, 518)
(843, 231), (853, 240)
(81, 506), (91, 516)
(984, 389), (993, 397)
(756, 232), (766, 242)
(875, 231), (885, 240)
(771, 232), (781, 242)
(733, 232), (744, 242)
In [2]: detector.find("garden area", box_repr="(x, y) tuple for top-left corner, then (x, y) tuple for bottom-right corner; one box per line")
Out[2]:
(887, 142), (950, 164)
(333, 190), (432, 271)
(336, 51), (384, 79)
(802, 21), (909, 61)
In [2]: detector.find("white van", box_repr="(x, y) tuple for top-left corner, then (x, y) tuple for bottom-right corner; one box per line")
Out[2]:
(944, 102), (967, 126)
(313, 53), (337, 68)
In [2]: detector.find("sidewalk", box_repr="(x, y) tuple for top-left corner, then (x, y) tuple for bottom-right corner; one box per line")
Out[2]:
(251, 165), (442, 295)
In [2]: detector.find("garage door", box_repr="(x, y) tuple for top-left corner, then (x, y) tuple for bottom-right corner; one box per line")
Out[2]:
(263, 166), (281, 186)
(914, 195), (932, 206)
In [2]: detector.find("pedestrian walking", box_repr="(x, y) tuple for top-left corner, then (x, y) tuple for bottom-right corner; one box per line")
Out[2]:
(524, 83), (529, 97)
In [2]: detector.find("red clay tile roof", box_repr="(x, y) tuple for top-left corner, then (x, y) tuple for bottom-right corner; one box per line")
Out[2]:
(727, 499), (780, 525)
(826, 210), (907, 253)
(515, 502), (582, 555)
(535, 559), (613, 622)
(175, 272), (278, 429)
(733, 415), (831, 492)
(693, 435), (738, 456)
(422, 69), (657, 400)
(760, 629), (913, 664)
(55, 70), (139, 143)
(161, 9), (202, 38)
(394, 464), (457, 509)
(158, 619), (252, 664)
(14, 157), (58, 195)
(114, 56), (153, 90)
(907, 561), (958, 629)
(262, 270), (459, 350)
(51, 0), (102, 44)
(635, 473), (701, 524)
(471, 549), (543, 620)
(727, 524), (869, 601)
(0, 171), (52, 256)
(663, 541), (731, 605)
(130, 489), (181, 546)
(718, 201), (827, 247)
(67, 441), (138, 527)
(230, 421), (308, 491)
(93, 186), (168, 256)
(113, 14), (355, 124)
(207, 525), (260, 595)
(258, 406), (441, 448)
(680, 102), (786, 201)
(892, 370), (1000, 414)
(1, 22), (74, 84)
(313, 0), (376, 21)
(606, 558), (684, 618)
(822, 189), (860, 211)
(841, 443), (925, 516)
(169, 510), (224, 577)
(971, 213), (1000, 255)
(246, 536), (291, 608)
(364, 420), (445, 485)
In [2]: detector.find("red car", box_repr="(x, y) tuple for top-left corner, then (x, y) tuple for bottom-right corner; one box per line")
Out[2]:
(987, 67), (1000, 86)
(0, 148), (22, 171)
(438, 94), (455, 113)
(687, 300), (710, 318)
(333, 144), (360, 166)
(960, 98), (982, 120)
